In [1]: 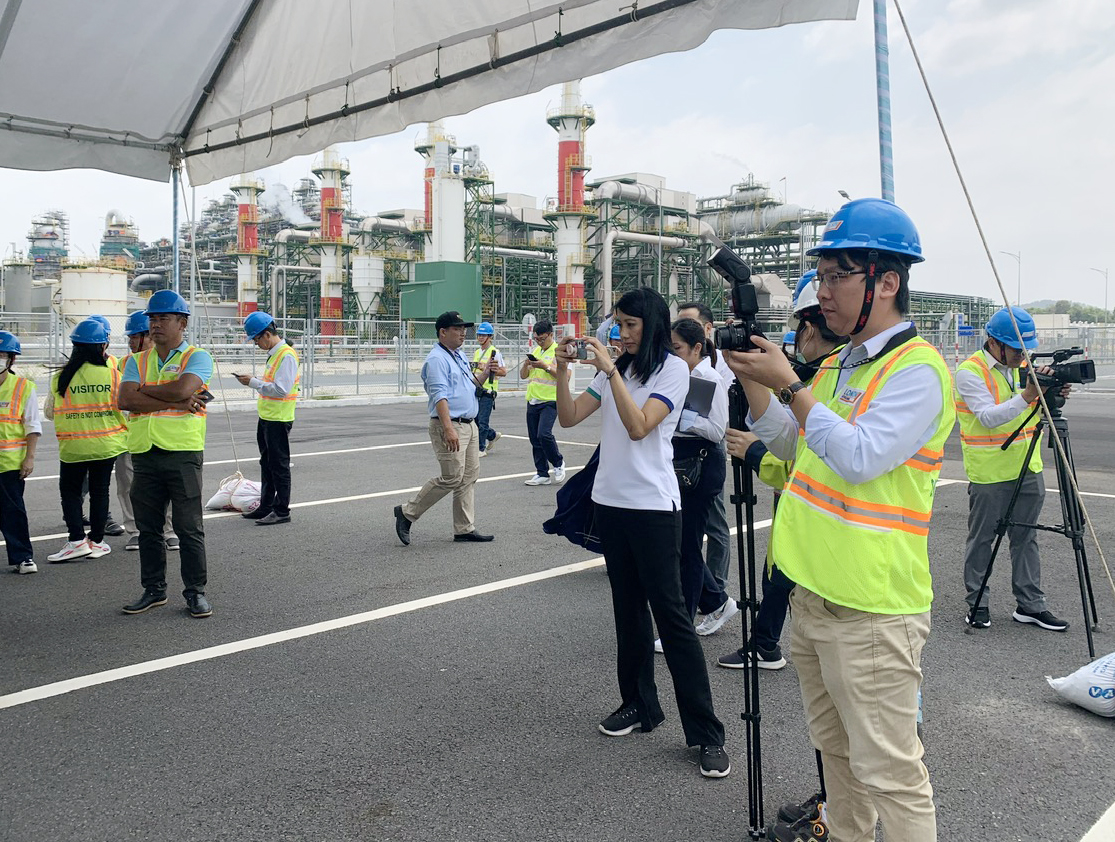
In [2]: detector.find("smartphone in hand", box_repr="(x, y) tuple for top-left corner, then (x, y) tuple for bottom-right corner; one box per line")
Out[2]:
(197, 389), (215, 403)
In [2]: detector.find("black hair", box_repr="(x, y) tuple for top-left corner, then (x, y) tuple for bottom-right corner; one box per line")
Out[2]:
(534, 319), (553, 336)
(831, 249), (912, 315)
(612, 287), (674, 384)
(670, 318), (709, 358)
(677, 301), (714, 326)
(55, 342), (108, 397)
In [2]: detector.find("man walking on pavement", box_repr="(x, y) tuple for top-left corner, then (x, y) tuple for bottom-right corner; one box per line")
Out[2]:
(472, 321), (506, 458)
(236, 311), (299, 526)
(119, 290), (215, 618)
(393, 311), (495, 546)
(519, 320), (566, 486)
(115, 310), (178, 552)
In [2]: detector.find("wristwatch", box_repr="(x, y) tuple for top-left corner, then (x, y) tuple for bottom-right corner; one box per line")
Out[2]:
(777, 380), (806, 405)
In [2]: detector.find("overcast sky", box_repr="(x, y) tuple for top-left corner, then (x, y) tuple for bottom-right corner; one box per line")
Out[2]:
(0, 0), (1110, 311)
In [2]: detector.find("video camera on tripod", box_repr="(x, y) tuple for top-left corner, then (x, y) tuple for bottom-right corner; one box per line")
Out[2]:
(1019, 347), (1096, 411)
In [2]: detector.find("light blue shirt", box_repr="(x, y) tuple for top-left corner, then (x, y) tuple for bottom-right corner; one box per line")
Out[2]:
(750, 321), (945, 485)
(122, 339), (214, 385)
(422, 343), (479, 419)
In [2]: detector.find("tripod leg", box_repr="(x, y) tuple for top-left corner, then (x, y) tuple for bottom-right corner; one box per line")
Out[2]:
(1051, 421), (1099, 658)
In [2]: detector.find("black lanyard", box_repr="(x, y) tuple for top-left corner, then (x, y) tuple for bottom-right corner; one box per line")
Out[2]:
(439, 343), (474, 381)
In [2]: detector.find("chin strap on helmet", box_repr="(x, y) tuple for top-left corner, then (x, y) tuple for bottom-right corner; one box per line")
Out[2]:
(851, 249), (879, 336)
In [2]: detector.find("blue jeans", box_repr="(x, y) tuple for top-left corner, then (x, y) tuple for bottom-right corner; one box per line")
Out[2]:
(752, 562), (795, 652)
(476, 393), (497, 450)
(526, 401), (562, 476)
(0, 470), (33, 566)
(705, 482), (731, 591)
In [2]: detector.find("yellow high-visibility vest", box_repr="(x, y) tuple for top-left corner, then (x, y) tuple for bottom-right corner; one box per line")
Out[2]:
(955, 351), (1042, 484)
(127, 346), (209, 453)
(525, 343), (558, 402)
(0, 374), (31, 473)
(52, 363), (128, 463)
(771, 338), (956, 615)
(258, 344), (300, 422)
(472, 345), (500, 394)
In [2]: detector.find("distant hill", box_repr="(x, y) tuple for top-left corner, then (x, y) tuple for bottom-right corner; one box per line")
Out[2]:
(1024, 299), (1055, 309)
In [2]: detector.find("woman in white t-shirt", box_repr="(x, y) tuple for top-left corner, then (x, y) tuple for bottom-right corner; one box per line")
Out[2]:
(554, 287), (730, 779)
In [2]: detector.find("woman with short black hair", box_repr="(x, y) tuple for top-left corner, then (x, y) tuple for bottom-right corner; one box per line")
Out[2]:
(555, 287), (730, 779)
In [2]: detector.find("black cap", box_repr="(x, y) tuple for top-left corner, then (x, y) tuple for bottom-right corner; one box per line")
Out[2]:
(435, 311), (474, 331)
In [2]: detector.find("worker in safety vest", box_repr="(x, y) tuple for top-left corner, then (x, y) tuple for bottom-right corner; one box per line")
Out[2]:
(44, 318), (129, 563)
(726, 199), (955, 842)
(956, 306), (1070, 632)
(119, 290), (215, 618)
(115, 310), (178, 552)
(236, 311), (299, 525)
(0, 331), (42, 574)
(519, 319), (566, 486)
(471, 322), (506, 457)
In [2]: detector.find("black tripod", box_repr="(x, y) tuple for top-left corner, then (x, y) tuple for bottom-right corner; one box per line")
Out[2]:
(727, 380), (765, 839)
(969, 386), (1100, 657)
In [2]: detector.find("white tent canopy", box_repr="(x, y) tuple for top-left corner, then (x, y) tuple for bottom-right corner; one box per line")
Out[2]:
(0, 0), (857, 186)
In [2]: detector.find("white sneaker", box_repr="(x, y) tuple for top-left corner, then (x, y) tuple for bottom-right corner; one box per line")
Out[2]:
(478, 449), (487, 458)
(48, 539), (92, 563)
(552, 464), (567, 483)
(86, 540), (112, 559)
(487, 431), (502, 454)
(16, 560), (37, 574)
(524, 475), (551, 486)
(695, 597), (740, 636)
(654, 638), (664, 654)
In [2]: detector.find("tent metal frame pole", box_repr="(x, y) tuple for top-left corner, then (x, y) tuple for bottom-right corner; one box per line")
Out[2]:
(172, 164), (181, 293)
(874, 0), (895, 202)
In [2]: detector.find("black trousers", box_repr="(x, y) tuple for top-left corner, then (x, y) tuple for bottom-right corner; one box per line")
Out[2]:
(60, 457), (115, 543)
(257, 418), (293, 517)
(597, 503), (725, 747)
(0, 470), (33, 566)
(131, 447), (207, 596)
(526, 401), (562, 477)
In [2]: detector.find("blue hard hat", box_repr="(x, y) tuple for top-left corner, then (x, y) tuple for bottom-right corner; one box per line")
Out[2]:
(244, 311), (275, 339)
(476, 321), (494, 335)
(0, 330), (21, 355)
(783, 330), (797, 346)
(808, 198), (925, 263)
(124, 311), (150, 336)
(609, 324), (621, 340)
(986, 306), (1038, 350)
(145, 289), (191, 316)
(70, 318), (110, 345)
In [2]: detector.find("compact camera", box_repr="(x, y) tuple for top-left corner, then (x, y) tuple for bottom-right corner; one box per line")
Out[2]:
(575, 339), (589, 360)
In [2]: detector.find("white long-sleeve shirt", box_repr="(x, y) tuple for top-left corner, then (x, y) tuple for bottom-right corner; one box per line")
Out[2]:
(676, 356), (728, 443)
(248, 344), (297, 398)
(954, 349), (1030, 428)
(749, 321), (945, 485)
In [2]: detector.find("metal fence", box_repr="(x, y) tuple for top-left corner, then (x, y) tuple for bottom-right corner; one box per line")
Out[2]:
(2, 311), (1112, 402)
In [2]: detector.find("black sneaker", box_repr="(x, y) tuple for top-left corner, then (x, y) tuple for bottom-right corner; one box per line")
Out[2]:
(777, 792), (824, 825)
(598, 705), (641, 736)
(717, 643), (787, 671)
(104, 519), (126, 537)
(699, 745), (731, 778)
(965, 605), (991, 629)
(768, 812), (828, 841)
(186, 592), (213, 619)
(1012, 607), (1069, 632)
(122, 589), (168, 614)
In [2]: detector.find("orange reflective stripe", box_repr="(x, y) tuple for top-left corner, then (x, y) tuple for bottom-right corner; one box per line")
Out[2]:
(960, 428), (1036, 447)
(904, 446), (945, 473)
(955, 401), (973, 415)
(0, 439), (26, 450)
(786, 471), (931, 536)
(0, 378), (26, 423)
(848, 341), (935, 422)
(56, 425), (128, 440)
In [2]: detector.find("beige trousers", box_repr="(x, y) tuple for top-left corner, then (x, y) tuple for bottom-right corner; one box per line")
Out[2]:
(790, 586), (936, 842)
(402, 418), (479, 534)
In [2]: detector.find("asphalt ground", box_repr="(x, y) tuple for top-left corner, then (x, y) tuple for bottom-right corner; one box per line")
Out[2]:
(2, 394), (1114, 842)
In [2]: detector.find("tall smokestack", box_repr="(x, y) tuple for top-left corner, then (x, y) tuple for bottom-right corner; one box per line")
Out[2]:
(229, 174), (266, 317)
(311, 148), (350, 336)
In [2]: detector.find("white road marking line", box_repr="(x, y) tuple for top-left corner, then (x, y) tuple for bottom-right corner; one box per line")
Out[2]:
(1082, 801), (1115, 842)
(500, 434), (598, 448)
(0, 518), (773, 710)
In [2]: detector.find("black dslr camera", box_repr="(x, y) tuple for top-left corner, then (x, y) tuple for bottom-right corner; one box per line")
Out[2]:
(1020, 347), (1097, 389)
(707, 244), (765, 352)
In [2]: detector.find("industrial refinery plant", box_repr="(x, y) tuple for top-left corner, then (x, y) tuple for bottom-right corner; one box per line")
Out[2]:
(0, 82), (996, 338)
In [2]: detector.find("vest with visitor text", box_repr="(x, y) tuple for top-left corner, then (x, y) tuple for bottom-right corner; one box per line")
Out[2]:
(771, 337), (956, 615)
(258, 344), (300, 422)
(52, 363), (128, 463)
(0, 374), (31, 473)
(525, 343), (558, 402)
(128, 347), (209, 453)
(955, 351), (1042, 485)
(472, 345), (500, 394)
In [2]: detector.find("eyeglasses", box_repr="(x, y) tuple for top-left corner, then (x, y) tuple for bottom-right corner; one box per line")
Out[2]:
(811, 270), (867, 291)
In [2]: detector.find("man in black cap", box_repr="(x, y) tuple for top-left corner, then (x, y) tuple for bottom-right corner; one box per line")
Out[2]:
(393, 312), (495, 545)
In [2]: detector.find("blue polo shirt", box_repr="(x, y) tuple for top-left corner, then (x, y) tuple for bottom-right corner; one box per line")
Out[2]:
(122, 339), (214, 385)
(423, 343), (478, 419)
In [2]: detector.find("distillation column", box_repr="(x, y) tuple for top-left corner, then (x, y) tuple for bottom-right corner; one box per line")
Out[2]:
(414, 121), (465, 262)
(229, 175), (265, 317)
(544, 81), (595, 335)
(312, 148), (350, 335)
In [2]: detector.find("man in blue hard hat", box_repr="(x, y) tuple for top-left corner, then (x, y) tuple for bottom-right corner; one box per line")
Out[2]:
(236, 311), (299, 525)
(0, 330), (42, 574)
(119, 290), (215, 619)
(727, 199), (954, 842)
(114, 311), (179, 552)
(471, 322), (506, 458)
(956, 306), (1070, 632)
